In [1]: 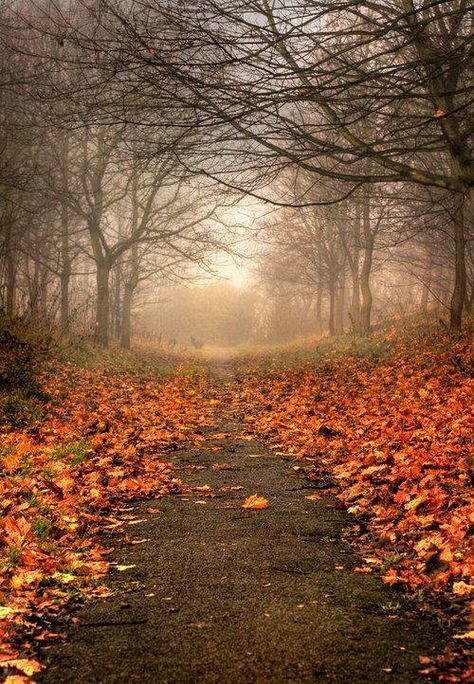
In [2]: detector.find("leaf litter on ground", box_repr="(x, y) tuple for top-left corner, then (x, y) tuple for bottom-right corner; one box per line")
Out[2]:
(0, 360), (216, 680)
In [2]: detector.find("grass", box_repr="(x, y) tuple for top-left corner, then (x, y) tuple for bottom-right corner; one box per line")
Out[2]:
(58, 336), (183, 379)
(0, 312), (183, 378)
(0, 391), (46, 427)
(5, 547), (22, 568)
(52, 439), (92, 466)
(380, 600), (402, 614)
(31, 517), (53, 541)
(1, 312), (470, 422)
(232, 315), (472, 375)
(0, 317), (196, 435)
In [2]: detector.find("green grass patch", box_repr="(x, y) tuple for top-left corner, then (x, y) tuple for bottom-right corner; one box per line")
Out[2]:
(5, 546), (22, 568)
(31, 517), (52, 540)
(0, 391), (46, 427)
(52, 439), (92, 466)
(57, 336), (179, 379)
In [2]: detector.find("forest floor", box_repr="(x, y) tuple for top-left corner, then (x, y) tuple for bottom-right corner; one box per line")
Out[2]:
(0, 322), (472, 682)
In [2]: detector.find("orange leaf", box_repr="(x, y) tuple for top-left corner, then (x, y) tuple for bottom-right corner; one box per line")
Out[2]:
(242, 494), (269, 510)
(4, 517), (31, 545)
(452, 581), (474, 596)
(0, 660), (42, 677)
(404, 495), (424, 511)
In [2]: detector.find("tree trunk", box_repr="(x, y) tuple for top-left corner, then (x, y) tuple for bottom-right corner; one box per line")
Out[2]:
(95, 261), (111, 346)
(351, 276), (361, 331)
(449, 215), (466, 332)
(38, 264), (48, 316)
(360, 272), (373, 335)
(120, 242), (140, 350)
(5, 223), (16, 317)
(112, 267), (122, 339)
(30, 254), (40, 316)
(360, 197), (374, 336)
(328, 277), (336, 336)
(335, 274), (345, 335)
(350, 204), (361, 331)
(315, 287), (323, 334)
(420, 253), (432, 314)
(467, 279), (474, 317)
(60, 207), (71, 328)
(120, 283), (133, 350)
(60, 270), (71, 328)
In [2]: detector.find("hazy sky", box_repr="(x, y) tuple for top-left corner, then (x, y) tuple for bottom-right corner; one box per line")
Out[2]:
(207, 197), (265, 287)
(213, 254), (253, 286)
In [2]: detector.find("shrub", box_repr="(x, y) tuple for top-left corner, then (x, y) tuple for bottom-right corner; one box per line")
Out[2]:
(0, 323), (49, 427)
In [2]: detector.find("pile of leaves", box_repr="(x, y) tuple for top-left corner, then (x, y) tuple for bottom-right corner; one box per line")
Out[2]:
(0, 358), (214, 680)
(234, 330), (473, 610)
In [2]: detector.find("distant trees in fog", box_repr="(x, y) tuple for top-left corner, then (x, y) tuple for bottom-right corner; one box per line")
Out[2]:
(0, 2), (233, 345)
(0, 0), (472, 343)
(137, 282), (257, 347)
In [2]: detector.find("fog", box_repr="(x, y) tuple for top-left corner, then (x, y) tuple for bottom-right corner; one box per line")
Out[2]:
(0, 0), (472, 347)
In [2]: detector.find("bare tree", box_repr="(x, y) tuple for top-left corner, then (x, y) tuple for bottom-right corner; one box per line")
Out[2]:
(59, 0), (472, 329)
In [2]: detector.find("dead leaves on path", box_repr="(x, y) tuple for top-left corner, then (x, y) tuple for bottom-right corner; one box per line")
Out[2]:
(0, 362), (215, 676)
(2, 330), (472, 679)
(234, 333), (473, 603)
(233, 332), (473, 680)
(1, 658), (42, 678)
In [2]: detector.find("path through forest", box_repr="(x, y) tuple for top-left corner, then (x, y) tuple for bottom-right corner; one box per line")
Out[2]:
(39, 363), (443, 683)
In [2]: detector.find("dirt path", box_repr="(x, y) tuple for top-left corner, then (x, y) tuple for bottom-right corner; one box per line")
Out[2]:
(40, 364), (443, 683)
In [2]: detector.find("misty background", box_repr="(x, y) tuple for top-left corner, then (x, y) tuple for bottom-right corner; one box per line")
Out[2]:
(0, 1), (472, 349)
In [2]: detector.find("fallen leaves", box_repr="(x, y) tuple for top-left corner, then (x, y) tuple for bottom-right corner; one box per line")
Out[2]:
(404, 495), (425, 511)
(0, 608), (19, 620)
(1, 328), (472, 680)
(452, 582), (474, 597)
(233, 330), (473, 604)
(51, 571), (76, 584)
(453, 631), (474, 640)
(0, 360), (215, 672)
(242, 494), (270, 510)
(0, 660), (42, 677)
(233, 329), (471, 679)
